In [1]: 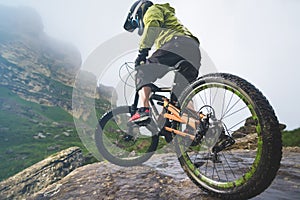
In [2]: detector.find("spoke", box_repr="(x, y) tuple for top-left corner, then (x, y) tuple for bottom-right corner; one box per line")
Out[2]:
(220, 154), (230, 181)
(220, 98), (241, 120)
(221, 152), (236, 179)
(221, 89), (227, 119)
(212, 162), (215, 179)
(214, 162), (221, 181)
(226, 150), (252, 176)
(198, 93), (207, 106)
(227, 117), (249, 131)
(211, 87), (219, 106)
(204, 88), (208, 105)
(209, 88), (212, 108)
(222, 92), (234, 119)
(222, 105), (248, 120)
(197, 93), (210, 113)
(235, 155), (248, 177)
(205, 151), (210, 176)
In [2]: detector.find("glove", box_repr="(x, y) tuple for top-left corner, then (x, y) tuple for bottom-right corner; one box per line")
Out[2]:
(135, 48), (150, 67)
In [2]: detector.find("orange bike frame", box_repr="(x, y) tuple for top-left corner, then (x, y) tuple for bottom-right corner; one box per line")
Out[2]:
(162, 99), (204, 141)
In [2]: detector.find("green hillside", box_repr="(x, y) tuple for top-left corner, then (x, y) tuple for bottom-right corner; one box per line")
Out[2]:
(0, 86), (89, 181)
(282, 128), (300, 147)
(0, 5), (114, 182)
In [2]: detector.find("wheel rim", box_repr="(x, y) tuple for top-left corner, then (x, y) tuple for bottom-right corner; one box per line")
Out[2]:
(178, 80), (263, 190)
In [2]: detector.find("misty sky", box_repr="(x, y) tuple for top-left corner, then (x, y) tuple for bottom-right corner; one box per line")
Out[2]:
(0, 0), (299, 130)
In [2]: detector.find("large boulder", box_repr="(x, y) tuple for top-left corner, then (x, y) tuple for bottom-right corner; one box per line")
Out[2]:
(0, 147), (83, 200)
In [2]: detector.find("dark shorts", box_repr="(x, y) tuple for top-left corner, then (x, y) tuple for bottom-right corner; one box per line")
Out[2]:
(136, 36), (201, 97)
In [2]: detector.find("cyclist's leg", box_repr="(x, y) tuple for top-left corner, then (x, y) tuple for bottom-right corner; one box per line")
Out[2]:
(146, 50), (184, 141)
(172, 61), (199, 100)
(135, 63), (169, 91)
(132, 63), (170, 124)
(135, 48), (183, 109)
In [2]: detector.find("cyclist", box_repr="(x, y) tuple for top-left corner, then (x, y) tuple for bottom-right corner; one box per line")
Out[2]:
(124, 0), (201, 124)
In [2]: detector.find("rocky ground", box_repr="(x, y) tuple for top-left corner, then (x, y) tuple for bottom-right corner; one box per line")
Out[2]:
(29, 148), (300, 200)
(30, 163), (211, 200)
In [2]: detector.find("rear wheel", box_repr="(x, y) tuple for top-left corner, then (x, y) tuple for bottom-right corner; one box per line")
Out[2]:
(175, 73), (282, 199)
(95, 106), (159, 166)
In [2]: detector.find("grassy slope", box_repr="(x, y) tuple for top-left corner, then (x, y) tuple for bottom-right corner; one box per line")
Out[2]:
(0, 86), (88, 181)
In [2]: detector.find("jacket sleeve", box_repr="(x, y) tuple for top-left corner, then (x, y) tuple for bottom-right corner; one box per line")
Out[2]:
(139, 6), (164, 50)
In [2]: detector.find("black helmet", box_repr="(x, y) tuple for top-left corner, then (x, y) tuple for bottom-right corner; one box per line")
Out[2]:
(124, 0), (153, 35)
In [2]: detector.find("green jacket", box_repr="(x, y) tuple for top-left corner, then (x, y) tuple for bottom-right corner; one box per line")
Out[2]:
(139, 3), (199, 50)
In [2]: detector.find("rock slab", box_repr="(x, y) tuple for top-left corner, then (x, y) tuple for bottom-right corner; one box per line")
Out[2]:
(0, 147), (83, 200)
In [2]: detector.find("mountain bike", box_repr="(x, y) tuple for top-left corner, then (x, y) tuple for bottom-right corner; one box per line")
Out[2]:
(95, 61), (282, 199)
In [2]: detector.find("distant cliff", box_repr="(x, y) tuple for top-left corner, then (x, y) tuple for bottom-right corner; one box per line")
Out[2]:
(0, 5), (81, 84)
(0, 5), (112, 182)
(0, 5), (114, 115)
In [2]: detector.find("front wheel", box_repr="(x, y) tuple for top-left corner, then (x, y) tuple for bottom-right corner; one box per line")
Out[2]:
(95, 106), (159, 166)
(175, 73), (282, 199)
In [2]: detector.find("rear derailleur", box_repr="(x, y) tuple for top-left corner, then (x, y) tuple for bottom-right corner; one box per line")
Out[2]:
(193, 111), (236, 163)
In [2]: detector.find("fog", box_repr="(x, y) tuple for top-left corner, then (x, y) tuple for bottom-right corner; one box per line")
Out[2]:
(0, 0), (299, 130)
